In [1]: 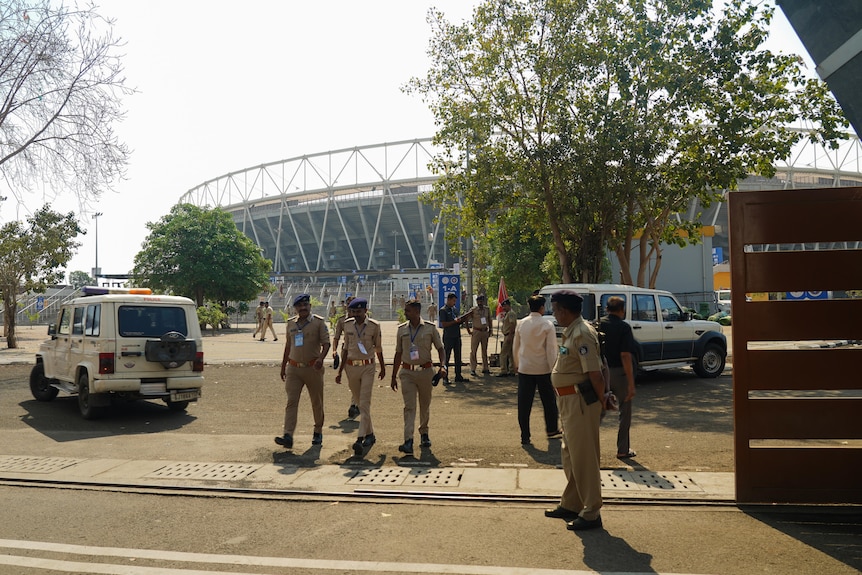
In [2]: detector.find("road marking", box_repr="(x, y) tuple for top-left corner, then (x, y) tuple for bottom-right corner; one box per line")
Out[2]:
(0, 539), (709, 575)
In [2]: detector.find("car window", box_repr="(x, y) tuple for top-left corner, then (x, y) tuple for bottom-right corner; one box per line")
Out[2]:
(119, 305), (189, 338)
(597, 293), (626, 318)
(57, 308), (72, 335)
(72, 307), (85, 335)
(632, 294), (657, 322)
(658, 295), (683, 321)
(85, 304), (101, 336)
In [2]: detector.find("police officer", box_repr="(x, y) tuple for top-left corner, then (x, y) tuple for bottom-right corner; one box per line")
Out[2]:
(276, 293), (330, 449)
(497, 299), (517, 376)
(331, 296), (358, 418)
(335, 298), (385, 457)
(390, 299), (447, 455)
(253, 300), (265, 339)
(544, 289), (606, 531)
(468, 294), (493, 376)
(599, 296), (637, 459)
(438, 292), (470, 383)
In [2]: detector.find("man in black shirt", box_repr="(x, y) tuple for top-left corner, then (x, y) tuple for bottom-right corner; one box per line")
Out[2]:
(599, 296), (637, 459)
(439, 292), (469, 383)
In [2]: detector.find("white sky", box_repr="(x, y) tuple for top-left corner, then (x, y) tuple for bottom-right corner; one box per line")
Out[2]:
(4, 1), (816, 281)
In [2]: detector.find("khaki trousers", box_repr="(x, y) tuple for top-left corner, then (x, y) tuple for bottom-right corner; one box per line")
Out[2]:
(558, 391), (603, 520)
(283, 365), (324, 436)
(499, 334), (514, 374)
(346, 363), (376, 437)
(470, 330), (490, 372)
(399, 367), (434, 441)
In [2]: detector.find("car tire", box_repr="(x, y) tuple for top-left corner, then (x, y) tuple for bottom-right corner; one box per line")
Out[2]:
(77, 373), (106, 420)
(29, 363), (58, 402)
(694, 343), (726, 378)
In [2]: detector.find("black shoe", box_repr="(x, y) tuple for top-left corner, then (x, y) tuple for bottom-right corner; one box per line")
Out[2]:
(312, 432), (323, 445)
(259, 338), (265, 342)
(352, 437), (364, 457)
(398, 438), (414, 455)
(348, 404), (360, 419)
(470, 371), (478, 377)
(274, 338), (278, 341)
(420, 433), (431, 447)
(521, 438), (532, 446)
(274, 433), (293, 449)
(495, 373), (509, 377)
(362, 433), (376, 448)
(454, 376), (470, 383)
(482, 369), (491, 374)
(544, 506), (579, 520)
(567, 516), (603, 531)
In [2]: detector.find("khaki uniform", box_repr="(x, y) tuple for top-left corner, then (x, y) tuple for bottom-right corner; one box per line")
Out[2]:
(499, 309), (517, 375)
(551, 316), (603, 521)
(253, 305), (265, 338)
(263, 306), (278, 340)
(282, 314), (330, 436)
(394, 320), (444, 441)
(342, 317), (383, 437)
(332, 314), (357, 404)
(469, 305), (493, 372)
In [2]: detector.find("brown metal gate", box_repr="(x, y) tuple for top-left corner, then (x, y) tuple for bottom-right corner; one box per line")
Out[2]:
(729, 187), (862, 504)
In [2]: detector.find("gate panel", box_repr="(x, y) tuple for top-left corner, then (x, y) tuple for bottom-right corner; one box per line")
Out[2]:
(729, 187), (862, 504)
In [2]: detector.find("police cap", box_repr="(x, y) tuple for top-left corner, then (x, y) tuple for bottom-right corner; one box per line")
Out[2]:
(551, 289), (583, 312)
(347, 297), (367, 310)
(292, 293), (311, 306)
(446, 292), (457, 300)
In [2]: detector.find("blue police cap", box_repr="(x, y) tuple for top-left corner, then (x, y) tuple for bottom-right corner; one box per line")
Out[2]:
(292, 293), (311, 306)
(348, 297), (367, 309)
(551, 289), (583, 305)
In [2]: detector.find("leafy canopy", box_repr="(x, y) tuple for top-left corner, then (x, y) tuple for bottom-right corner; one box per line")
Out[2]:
(133, 204), (272, 306)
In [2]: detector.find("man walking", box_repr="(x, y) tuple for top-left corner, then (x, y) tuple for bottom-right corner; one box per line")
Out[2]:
(544, 289), (606, 531)
(276, 293), (330, 449)
(497, 298), (517, 376)
(599, 296), (637, 459)
(468, 294), (493, 376)
(512, 294), (560, 445)
(262, 301), (278, 342)
(438, 292), (469, 383)
(335, 298), (385, 457)
(331, 296), (359, 417)
(253, 300), (265, 339)
(390, 299), (447, 455)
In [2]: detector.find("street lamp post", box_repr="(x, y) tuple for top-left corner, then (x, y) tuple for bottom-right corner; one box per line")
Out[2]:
(93, 212), (103, 283)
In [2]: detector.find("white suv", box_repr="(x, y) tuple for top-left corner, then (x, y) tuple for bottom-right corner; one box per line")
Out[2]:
(540, 283), (727, 378)
(30, 287), (204, 419)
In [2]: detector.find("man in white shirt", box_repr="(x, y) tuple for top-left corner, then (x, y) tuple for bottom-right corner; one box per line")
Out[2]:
(513, 294), (561, 445)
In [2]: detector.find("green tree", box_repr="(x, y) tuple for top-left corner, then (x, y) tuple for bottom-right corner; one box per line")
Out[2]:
(69, 270), (95, 289)
(0, 0), (132, 209)
(409, 0), (847, 286)
(133, 204), (272, 307)
(0, 206), (82, 348)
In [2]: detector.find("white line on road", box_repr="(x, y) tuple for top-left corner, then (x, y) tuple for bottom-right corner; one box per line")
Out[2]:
(0, 539), (710, 575)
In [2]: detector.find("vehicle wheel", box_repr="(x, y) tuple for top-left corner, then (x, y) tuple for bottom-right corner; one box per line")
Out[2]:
(694, 343), (726, 378)
(166, 399), (189, 412)
(77, 373), (106, 420)
(29, 363), (58, 402)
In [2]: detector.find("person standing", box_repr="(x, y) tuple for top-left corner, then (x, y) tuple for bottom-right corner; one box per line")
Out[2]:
(599, 296), (637, 459)
(390, 299), (447, 455)
(512, 295), (560, 445)
(262, 302), (278, 342)
(276, 293), (330, 449)
(497, 299), (517, 377)
(331, 296), (359, 418)
(427, 301), (437, 322)
(438, 292), (469, 383)
(544, 289), (606, 531)
(334, 298), (385, 457)
(253, 301), (265, 339)
(468, 294), (493, 376)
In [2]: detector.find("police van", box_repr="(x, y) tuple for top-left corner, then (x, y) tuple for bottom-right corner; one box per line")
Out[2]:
(30, 287), (204, 419)
(540, 283), (727, 378)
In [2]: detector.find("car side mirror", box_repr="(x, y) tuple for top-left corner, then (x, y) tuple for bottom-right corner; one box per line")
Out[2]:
(681, 312), (691, 322)
(47, 324), (56, 337)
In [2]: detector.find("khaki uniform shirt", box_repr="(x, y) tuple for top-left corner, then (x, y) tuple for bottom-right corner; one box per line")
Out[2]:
(551, 316), (602, 388)
(333, 315), (347, 341)
(395, 320), (443, 365)
(343, 317), (382, 360)
(470, 306), (492, 332)
(285, 314), (329, 363)
(501, 310), (517, 336)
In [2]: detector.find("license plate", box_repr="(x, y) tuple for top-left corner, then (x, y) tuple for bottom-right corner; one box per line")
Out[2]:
(170, 390), (200, 402)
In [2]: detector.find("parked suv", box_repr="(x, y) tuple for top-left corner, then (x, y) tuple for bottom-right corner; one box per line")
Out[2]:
(30, 287), (204, 419)
(540, 283), (727, 378)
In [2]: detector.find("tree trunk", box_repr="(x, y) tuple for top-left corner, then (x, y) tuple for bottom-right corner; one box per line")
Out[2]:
(3, 292), (18, 349)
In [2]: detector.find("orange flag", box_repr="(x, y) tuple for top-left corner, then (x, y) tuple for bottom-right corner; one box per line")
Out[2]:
(495, 277), (509, 319)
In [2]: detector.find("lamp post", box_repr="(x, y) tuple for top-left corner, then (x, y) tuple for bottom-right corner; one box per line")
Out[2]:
(93, 212), (103, 283)
(392, 230), (398, 270)
(397, 249), (401, 269)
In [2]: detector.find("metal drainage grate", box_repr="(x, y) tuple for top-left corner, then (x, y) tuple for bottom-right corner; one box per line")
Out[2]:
(615, 471), (704, 492)
(145, 462), (260, 481)
(348, 468), (410, 485)
(403, 469), (462, 486)
(601, 470), (642, 491)
(0, 456), (83, 474)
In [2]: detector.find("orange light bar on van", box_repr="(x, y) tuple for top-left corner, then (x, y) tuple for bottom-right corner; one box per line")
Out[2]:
(81, 286), (153, 296)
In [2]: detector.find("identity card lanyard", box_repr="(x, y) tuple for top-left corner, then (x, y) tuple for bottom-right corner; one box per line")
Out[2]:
(408, 323), (421, 361)
(354, 322), (368, 355)
(294, 318), (309, 347)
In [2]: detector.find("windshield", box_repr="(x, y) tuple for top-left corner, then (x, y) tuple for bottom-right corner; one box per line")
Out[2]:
(118, 305), (189, 337)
